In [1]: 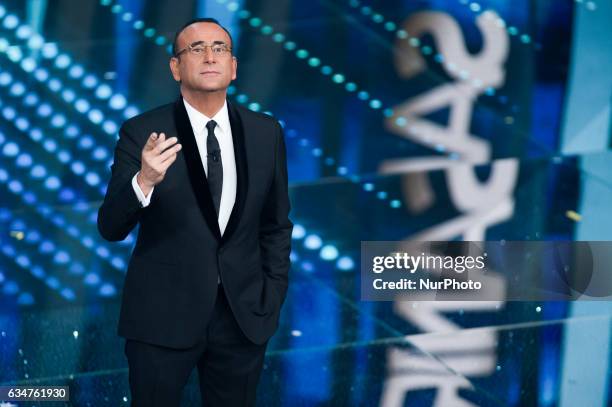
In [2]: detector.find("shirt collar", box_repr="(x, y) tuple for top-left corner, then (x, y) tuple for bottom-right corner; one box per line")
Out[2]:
(183, 97), (231, 137)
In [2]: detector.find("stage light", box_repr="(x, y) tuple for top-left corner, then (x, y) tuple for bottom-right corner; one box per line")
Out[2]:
(54, 251), (70, 264)
(60, 288), (75, 300)
(39, 240), (55, 254)
(66, 226), (79, 237)
(31, 265), (44, 278)
(64, 125), (79, 138)
(42, 139), (57, 152)
(15, 153), (32, 167)
(123, 105), (139, 119)
(33, 68), (48, 81)
(109, 94), (126, 109)
(3, 281), (19, 295)
(82, 74), (98, 88)
(111, 257), (125, 270)
(390, 199), (401, 208)
(61, 89), (76, 102)
(59, 188), (75, 201)
(50, 113), (66, 128)
(99, 283), (116, 297)
(2, 141), (18, 157)
(336, 256), (354, 271)
(20, 57), (36, 72)
(345, 82), (357, 92)
(44, 277), (60, 290)
(357, 91), (369, 100)
(23, 93), (38, 105)
(0, 72), (11, 85)
(9, 82), (25, 96)
(30, 165), (46, 179)
(84, 272), (100, 285)
(44, 176), (61, 190)
(54, 54), (71, 69)
(320, 245), (339, 261)
(48, 78), (61, 92)
(69, 263), (84, 275)
(6, 47), (23, 62)
(2, 106), (16, 120)
(36, 104), (51, 117)
(292, 224), (306, 240)
(26, 34), (43, 50)
(88, 109), (103, 124)
(50, 215), (64, 226)
(70, 162), (85, 175)
(15, 117), (29, 131)
(78, 136), (94, 149)
(304, 234), (322, 250)
(377, 191), (387, 200)
(96, 246), (109, 258)
(41, 43), (58, 58)
(2, 14), (18, 29)
(95, 84), (112, 99)
(85, 172), (100, 186)
(103, 120), (117, 135)
(75, 98), (90, 113)
(22, 192), (36, 204)
(300, 261), (314, 272)
(68, 64), (84, 79)
(23, 229), (39, 243)
(92, 147), (108, 161)
(332, 74), (344, 84)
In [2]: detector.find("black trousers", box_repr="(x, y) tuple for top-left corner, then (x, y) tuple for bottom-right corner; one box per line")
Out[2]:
(124, 284), (268, 406)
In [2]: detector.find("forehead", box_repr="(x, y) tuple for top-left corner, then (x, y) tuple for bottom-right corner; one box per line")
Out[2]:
(178, 22), (231, 46)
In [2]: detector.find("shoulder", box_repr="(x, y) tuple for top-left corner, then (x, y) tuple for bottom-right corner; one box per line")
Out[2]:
(233, 103), (282, 132)
(122, 102), (175, 130)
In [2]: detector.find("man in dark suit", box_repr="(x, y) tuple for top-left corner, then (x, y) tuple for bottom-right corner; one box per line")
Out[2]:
(97, 17), (293, 406)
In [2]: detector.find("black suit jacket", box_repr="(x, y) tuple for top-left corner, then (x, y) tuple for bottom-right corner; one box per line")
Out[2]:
(97, 97), (293, 348)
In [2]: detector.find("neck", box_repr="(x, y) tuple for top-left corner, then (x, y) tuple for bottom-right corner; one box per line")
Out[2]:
(181, 88), (226, 117)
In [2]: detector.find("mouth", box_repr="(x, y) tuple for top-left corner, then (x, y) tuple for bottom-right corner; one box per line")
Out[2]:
(200, 71), (220, 76)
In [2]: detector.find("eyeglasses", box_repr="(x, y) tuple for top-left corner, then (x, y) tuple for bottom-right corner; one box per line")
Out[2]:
(174, 41), (232, 58)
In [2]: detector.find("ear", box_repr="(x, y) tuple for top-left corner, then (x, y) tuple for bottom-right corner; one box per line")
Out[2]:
(231, 56), (237, 80)
(169, 57), (181, 82)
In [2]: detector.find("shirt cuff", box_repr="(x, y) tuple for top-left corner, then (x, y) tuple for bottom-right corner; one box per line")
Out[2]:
(132, 171), (154, 207)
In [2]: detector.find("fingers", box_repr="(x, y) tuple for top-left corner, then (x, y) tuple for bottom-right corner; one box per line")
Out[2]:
(159, 142), (182, 163)
(155, 135), (179, 155)
(145, 132), (159, 151)
(159, 151), (178, 170)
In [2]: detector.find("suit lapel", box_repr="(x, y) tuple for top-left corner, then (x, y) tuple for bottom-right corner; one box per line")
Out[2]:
(221, 100), (249, 245)
(174, 97), (221, 240)
(173, 97), (248, 244)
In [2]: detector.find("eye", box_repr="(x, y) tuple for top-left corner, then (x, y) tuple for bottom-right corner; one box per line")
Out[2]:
(212, 46), (223, 54)
(191, 47), (204, 54)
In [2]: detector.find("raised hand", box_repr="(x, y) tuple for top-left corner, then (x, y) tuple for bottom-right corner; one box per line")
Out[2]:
(137, 132), (182, 196)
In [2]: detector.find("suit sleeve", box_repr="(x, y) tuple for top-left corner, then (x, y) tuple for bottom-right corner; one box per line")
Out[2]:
(259, 121), (294, 304)
(97, 121), (145, 241)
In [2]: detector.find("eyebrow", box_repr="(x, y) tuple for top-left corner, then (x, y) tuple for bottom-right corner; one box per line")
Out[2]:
(189, 40), (228, 47)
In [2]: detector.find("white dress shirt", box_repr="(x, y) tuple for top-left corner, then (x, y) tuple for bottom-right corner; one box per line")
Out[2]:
(132, 99), (237, 237)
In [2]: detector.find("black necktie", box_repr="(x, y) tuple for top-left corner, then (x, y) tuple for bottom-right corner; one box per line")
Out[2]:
(205, 120), (223, 217)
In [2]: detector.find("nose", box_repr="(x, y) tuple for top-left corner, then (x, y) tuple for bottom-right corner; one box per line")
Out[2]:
(203, 47), (215, 63)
